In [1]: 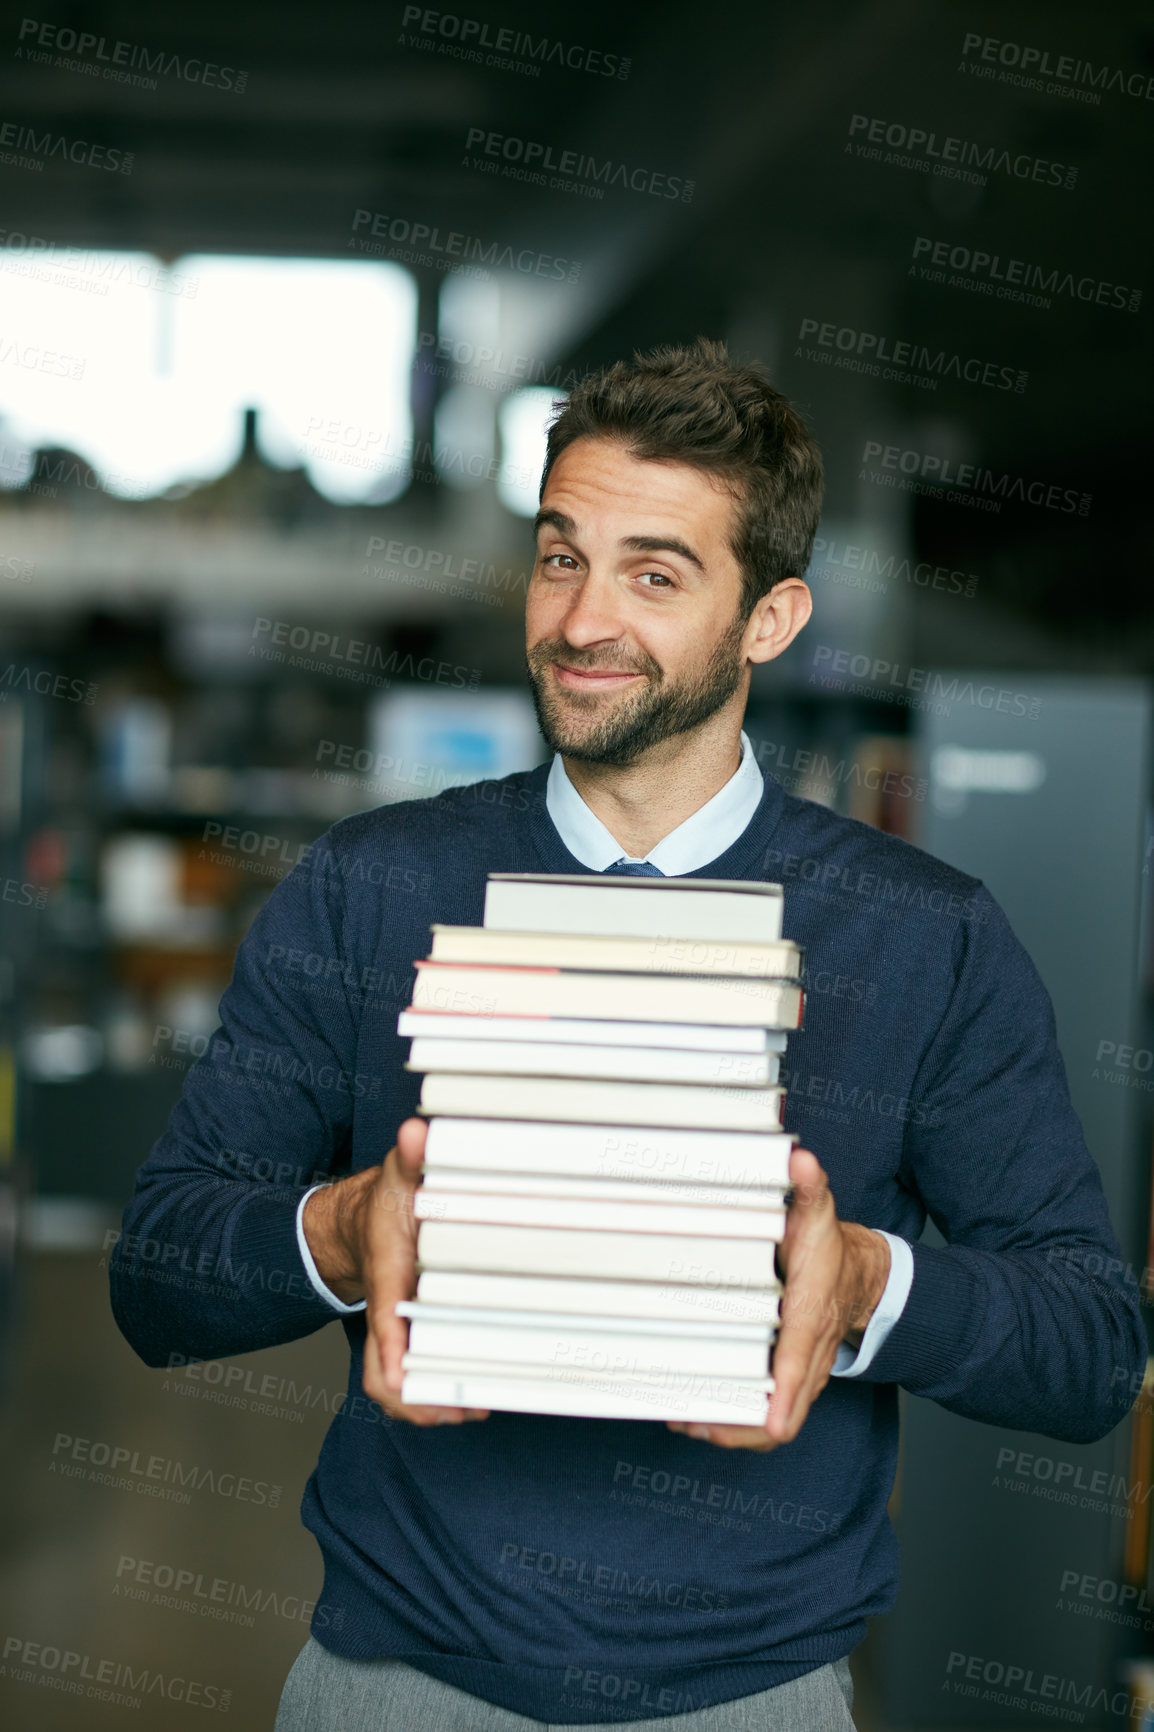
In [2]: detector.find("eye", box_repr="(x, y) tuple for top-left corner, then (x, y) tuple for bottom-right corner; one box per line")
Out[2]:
(637, 571), (674, 589)
(541, 552), (578, 571)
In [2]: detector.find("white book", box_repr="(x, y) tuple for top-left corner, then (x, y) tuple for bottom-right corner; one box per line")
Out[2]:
(398, 1011), (788, 1053)
(407, 1036), (777, 1088)
(414, 1270), (782, 1326)
(412, 962), (803, 1028)
(414, 1189), (787, 1240)
(420, 1170), (789, 1210)
(395, 1301), (776, 1340)
(417, 1074), (785, 1133)
(403, 1353), (773, 1398)
(429, 925), (802, 979)
(416, 1220), (782, 1285)
(398, 1316), (772, 1380)
(400, 1365), (772, 1424)
(423, 1118), (796, 1189)
(483, 873), (784, 944)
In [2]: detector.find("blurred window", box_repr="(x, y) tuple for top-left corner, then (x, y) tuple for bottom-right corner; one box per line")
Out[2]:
(0, 250), (417, 502)
(497, 385), (566, 516)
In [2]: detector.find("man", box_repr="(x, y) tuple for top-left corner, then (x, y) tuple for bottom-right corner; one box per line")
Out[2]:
(111, 340), (1145, 1732)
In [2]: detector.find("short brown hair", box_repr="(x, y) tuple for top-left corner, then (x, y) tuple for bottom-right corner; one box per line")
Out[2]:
(539, 338), (823, 620)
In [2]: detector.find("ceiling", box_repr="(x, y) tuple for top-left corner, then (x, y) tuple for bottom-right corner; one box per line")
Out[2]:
(0, 0), (1150, 651)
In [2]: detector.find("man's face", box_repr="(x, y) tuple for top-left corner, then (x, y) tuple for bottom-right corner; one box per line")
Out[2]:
(524, 437), (754, 766)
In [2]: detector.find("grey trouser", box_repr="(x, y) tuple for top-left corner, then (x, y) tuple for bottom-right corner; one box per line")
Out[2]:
(273, 1637), (856, 1730)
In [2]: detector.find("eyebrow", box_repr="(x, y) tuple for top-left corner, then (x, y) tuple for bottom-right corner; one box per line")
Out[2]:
(533, 509), (707, 574)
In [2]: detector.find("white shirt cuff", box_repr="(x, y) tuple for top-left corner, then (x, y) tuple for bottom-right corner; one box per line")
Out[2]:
(829, 1231), (914, 1377)
(296, 1184), (367, 1314)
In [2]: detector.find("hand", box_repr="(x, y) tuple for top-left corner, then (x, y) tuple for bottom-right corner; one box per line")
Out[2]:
(301, 1116), (490, 1429)
(666, 1147), (890, 1452)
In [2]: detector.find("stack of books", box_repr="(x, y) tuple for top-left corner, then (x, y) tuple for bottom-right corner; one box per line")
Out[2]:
(394, 872), (802, 1424)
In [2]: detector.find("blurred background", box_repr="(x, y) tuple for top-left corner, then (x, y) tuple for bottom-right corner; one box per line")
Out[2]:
(0, 1), (1152, 1726)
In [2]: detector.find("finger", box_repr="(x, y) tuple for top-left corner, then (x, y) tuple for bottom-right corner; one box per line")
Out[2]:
(376, 1129), (426, 1377)
(377, 1271), (417, 1393)
(366, 1217), (416, 1393)
(360, 1306), (401, 1402)
(395, 1403), (491, 1426)
(370, 1121), (473, 1411)
(778, 1151), (834, 1277)
(769, 1165), (843, 1434)
(773, 1292), (831, 1368)
(698, 1424), (775, 1450)
(766, 1278), (844, 1439)
(664, 1419), (775, 1450)
(367, 1151), (424, 1393)
(767, 1333), (840, 1442)
(767, 1316), (832, 1435)
(378, 1387), (491, 1426)
(769, 1369), (833, 1444)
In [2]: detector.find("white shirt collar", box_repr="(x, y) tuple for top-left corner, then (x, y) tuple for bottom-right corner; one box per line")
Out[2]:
(544, 730), (764, 874)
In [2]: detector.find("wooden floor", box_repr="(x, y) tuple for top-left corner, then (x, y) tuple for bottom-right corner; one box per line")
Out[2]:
(0, 1247), (932, 1731)
(0, 1247), (348, 1730)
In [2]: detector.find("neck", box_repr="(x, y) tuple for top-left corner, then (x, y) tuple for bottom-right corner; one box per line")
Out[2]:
(561, 714), (744, 858)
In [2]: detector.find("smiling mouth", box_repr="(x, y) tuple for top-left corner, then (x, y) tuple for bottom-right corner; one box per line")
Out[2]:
(552, 663), (645, 684)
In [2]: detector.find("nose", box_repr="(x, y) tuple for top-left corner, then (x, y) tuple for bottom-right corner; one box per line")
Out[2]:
(557, 569), (628, 651)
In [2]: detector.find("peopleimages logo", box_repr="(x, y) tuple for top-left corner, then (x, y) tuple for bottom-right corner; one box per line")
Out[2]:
(2, 1634), (231, 1713)
(499, 1540), (730, 1612)
(0, 336), (84, 379)
(1058, 1567), (1154, 1629)
(50, 1430), (282, 1507)
(846, 113), (1077, 190)
(959, 32), (1154, 103)
(247, 616), (481, 692)
(114, 1552), (346, 1631)
(416, 328), (586, 391)
(0, 548), (34, 582)
(944, 1649), (1140, 1720)
(910, 235), (1142, 314)
(463, 127), (695, 202)
(747, 733), (927, 803)
(398, 7), (631, 80)
(350, 207), (582, 282)
(810, 644), (1041, 721)
(993, 1444), (1150, 1515)
(362, 535), (530, 604)
(0, 116), (133, 173)
(611, 1459), (842, 1533)
(807, 535), (979, 599)
(16, 17), (248, 92)
(860, 439), (1092, 517)
(1092, 1038), (1154, 1094)
(0, 663), (97, 704)
(0, 231), (199, 297)
(797, 316), (1026, 393)
(3, 875), (48, 907)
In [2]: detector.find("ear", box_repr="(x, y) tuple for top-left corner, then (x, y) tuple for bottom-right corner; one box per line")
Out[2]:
(744, 579), (813, 666)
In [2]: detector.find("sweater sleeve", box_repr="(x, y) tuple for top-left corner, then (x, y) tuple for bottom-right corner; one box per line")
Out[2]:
(108, 834), (371, 1367)
(857, 885), (1147, 1444)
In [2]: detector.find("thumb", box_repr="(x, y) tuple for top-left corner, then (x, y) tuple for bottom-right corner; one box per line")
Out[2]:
(778, 1148), (831, 1280)
(393, 1116), (428, 1180)
(787, 1147), (828, 1207)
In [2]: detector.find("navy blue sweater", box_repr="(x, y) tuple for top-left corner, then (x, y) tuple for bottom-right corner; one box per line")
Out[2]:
(109, 761), (1146, 1723)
